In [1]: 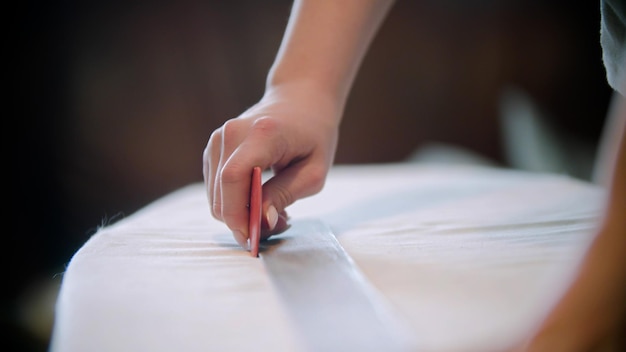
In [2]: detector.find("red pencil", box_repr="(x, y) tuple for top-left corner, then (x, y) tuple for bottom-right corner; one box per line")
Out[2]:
(249, 166), (262, 257)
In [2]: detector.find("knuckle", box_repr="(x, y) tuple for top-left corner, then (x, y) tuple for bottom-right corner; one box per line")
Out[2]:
(208, 128), (223, 149)
(273, 184), (295, 210)
(222, 119), (244, 141)
(306, 166), (327, 194)
(250, 116), (280, 136)
(251, 117), (288, 156)
(220, 161), (245, 185)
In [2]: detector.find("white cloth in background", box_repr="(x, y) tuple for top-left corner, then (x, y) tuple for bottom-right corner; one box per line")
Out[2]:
(50, 163), (604, 352)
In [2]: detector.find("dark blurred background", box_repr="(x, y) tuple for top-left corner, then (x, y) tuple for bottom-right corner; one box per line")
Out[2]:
(10, 0), (613, 350)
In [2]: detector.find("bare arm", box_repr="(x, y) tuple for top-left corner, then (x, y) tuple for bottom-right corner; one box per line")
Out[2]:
(522, 91), (626, 351)
(268, 0), (394, 108)
(204, 0), (395, 249)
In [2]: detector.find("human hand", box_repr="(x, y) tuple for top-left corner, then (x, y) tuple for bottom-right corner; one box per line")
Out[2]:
(203, 83), (341, 250)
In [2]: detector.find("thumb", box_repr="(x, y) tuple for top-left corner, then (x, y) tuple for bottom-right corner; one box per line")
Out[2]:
(261, 161), (327, 233)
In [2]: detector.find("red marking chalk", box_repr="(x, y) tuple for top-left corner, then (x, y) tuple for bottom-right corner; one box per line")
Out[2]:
(249, 166), (262, 257)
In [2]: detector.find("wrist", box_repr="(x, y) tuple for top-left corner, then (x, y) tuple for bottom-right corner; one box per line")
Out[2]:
(267, 69), (348, 107)
(263, 79), (346, 125)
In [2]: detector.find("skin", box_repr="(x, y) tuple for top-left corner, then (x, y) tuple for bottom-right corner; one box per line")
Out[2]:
(203, 0), (395, 247)
(517, 92), (626, 352)
(203, 0), (625, 349)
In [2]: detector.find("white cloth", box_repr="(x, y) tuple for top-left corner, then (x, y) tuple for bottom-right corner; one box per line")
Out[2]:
(50, 163), (604, 352)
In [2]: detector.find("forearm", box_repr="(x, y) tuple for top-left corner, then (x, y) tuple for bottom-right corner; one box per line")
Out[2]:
(525, 93), (626, 351)
(267, 0), (395, 114)
(601, 94), (626, 233)
(587, 92), (626, 337)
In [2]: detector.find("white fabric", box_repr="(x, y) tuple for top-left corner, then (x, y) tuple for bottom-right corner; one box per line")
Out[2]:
(50, 163), (604, 352)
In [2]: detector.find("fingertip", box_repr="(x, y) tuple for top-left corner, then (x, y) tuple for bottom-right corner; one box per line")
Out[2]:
(261, 211), (290, 239)
(265, 205), (279, 231)
(233, 230), (249, 251)
(275, 211), (290, 233)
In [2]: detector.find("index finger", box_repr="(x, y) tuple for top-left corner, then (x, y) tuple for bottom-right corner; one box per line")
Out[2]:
(218, 118), (287, 245)
(249, 166), (262, 257)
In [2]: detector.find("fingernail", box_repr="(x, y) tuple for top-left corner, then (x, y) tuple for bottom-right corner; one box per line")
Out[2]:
(274, 213), (289, 234)
(266, 205), (279, 231)
(233, 230), (249, 250)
